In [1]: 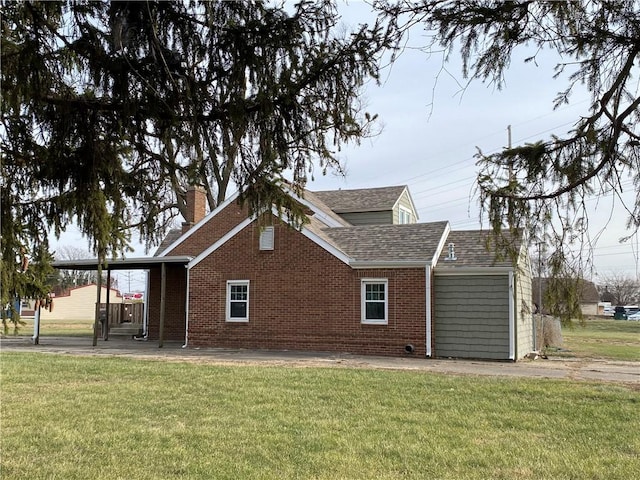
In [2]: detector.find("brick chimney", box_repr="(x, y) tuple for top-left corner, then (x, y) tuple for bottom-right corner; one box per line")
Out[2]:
(182, 186), (207, 234)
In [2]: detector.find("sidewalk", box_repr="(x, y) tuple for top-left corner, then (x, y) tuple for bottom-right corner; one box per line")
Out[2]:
(1, 335), (638, 386)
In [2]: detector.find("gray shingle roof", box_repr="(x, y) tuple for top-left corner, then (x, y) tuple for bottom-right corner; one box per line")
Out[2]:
(154, 228), (182, 256)
(312, 186), (407, 213)
(436, 230), (518, 268)
(323, 222), (449, 263)
(302, 190), (352, 227)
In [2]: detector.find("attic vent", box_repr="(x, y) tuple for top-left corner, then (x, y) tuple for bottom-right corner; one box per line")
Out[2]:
(445, 242), (457, 261)
(259, 226), (274, 251)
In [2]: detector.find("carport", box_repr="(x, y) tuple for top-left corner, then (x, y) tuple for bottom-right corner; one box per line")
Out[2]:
(51, 256), (192, 347)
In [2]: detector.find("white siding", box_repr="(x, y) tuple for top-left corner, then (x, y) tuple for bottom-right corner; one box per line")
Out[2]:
(514, 251), (534, 357)
(393, 190), (417, 224)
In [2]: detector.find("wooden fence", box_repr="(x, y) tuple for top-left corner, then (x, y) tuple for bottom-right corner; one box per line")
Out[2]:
(99, 302), (144, 326)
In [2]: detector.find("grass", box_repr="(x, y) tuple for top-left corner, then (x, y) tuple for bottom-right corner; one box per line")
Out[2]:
(560, 318), (640, 361)
(7, 316), (640, 361)
(1, 353), (639, 480)
(6, 318), (94, 337)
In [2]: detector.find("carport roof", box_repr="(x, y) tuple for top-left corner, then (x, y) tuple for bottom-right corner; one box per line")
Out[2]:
(52, 256), (193, 270)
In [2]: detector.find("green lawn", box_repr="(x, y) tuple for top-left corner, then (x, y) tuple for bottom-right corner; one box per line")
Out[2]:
(560, 318), (640, 361)
(1, 353), (638, 480)
(7, 316), (640, 362)
(8, 318), (95, 337)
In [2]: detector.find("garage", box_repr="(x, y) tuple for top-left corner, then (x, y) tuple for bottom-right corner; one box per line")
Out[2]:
(431, 230), (534, 361)
(433, 273), (514, 360)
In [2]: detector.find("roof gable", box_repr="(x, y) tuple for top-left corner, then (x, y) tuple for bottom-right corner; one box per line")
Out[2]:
(156, 186), (451, 269)
(392, 187), (419, 221)
(188, 207), (351, 269)
(158, 188), (350, 258)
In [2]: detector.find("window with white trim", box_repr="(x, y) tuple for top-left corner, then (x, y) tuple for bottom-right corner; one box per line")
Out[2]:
(226, 280), (249, 322)
(398, 206), (412, 224)
(361, 279), (388, 324)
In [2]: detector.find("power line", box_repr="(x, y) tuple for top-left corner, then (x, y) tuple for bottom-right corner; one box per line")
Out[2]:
(393, 101), (589, 188)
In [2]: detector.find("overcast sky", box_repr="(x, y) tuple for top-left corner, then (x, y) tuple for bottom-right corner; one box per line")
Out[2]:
(53, 1), (640, 290)
(319, 0), (640, 283)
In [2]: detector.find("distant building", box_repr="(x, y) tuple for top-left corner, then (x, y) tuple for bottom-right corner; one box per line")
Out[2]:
(532, 277), (600, 316)
(39, 284), (122, 320)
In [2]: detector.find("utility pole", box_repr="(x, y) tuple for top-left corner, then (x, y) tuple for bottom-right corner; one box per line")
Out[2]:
(507, 124), (513, 179)
(121, 270), (133, 292)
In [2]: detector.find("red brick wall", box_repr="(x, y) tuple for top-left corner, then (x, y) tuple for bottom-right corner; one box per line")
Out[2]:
(170, 199), (249, 257)
(147, 198), (248, 343)
(186, 219), (428, 356)
(147, 264), (188, 342)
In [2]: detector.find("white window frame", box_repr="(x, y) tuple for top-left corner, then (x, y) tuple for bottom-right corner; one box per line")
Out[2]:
(226, 280), (250, 322)
(361, 278), (388, 325)
(398, 206), (412, 224)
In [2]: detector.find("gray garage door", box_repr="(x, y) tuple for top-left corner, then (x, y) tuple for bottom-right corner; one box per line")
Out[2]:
(434, 275), (510, 360)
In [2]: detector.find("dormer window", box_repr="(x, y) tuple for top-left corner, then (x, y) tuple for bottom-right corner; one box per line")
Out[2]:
(399, 206), (412, 224)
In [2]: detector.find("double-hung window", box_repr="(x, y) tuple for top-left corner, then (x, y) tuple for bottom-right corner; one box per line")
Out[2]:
(361, 279), (388, 324)
(226, 280), (249, 322)
(398, 206), (412, 224)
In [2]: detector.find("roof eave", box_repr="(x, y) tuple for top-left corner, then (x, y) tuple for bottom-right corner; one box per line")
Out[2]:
(349, 260), (431, 269)
(434, 266), (515, 275)
(52, 256), (193, 270)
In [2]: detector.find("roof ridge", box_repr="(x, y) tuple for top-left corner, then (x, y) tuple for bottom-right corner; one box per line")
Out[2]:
(312, 184), (407, 194)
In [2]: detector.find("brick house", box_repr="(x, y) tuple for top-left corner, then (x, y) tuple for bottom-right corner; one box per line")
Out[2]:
(146, 185), (534, 360)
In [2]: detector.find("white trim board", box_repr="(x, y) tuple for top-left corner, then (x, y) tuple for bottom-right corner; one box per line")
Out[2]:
(188, 217), (254, 269)
(160, 191), (240, 257)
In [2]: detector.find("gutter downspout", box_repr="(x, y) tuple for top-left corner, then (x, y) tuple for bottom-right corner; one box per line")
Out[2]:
(142, 269), (150, 339)
(509, 270), (515, 360)
(105, 269), (111, 341)
(425, 264), (432, 357)
(182, 265), (190, 348)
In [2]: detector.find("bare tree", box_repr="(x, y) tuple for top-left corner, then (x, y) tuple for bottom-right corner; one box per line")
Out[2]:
(53, 246), (116, 291)
(597, 272), (639, 306)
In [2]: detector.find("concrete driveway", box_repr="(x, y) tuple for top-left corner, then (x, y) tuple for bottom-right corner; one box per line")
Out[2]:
(1, 335), (638, 387)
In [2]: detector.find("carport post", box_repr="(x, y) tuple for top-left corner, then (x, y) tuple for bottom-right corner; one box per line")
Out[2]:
(92, 264), (103, 347)
(32, 305), (41, 345)
(158, 262), (166, 348)
(104, 269), (111, 341)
